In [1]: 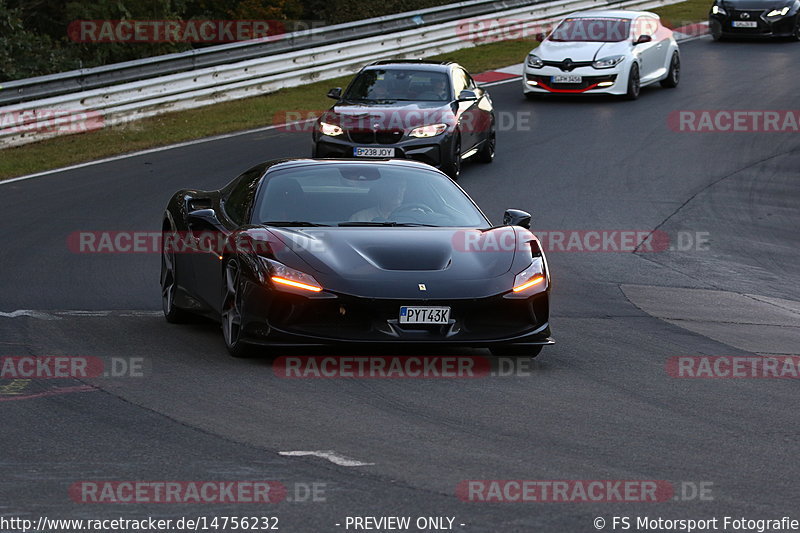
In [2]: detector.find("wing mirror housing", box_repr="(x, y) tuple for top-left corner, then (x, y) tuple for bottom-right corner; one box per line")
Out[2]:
(326, 87), (342, 99)
(503, 209), (532, 229)
(634, 34), (653, 45)
(457, 89), (478, 101)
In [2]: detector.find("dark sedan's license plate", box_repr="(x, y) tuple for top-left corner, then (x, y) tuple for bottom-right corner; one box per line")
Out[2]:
(399, 306), (450, 324)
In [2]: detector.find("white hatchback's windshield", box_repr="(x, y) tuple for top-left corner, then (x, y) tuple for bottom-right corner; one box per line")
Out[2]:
(550, 17), (631, 42)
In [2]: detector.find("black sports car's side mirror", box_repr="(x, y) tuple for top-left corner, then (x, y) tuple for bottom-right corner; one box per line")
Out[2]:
(187, 208), (222, 228)
(327, 87), (342, 99)
(503, 209), (531, 229)
(634, 34), (653, 45)
(457, 90), (478, 101)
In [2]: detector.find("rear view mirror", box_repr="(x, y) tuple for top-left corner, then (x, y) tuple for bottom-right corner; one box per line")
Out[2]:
(326, 87), (342, 99)
(503, 209), (531, 229)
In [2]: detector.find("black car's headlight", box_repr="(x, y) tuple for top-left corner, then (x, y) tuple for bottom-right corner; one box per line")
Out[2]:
(711, 3), (727, 15)
(409, 123), (448, 138)
(318, 121), (344, 137)
(261, 257), (323, 293)
(511, 257), (546, 294)
(592, 55), (625, 69)
(527, 54), (544, 69)
(766, 6), (790, 16)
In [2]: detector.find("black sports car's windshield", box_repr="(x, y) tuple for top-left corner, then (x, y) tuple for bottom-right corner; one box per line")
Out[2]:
(549, 18), (631, 42)
(253, 163), (487, 228)
(343, 69), (452, 102)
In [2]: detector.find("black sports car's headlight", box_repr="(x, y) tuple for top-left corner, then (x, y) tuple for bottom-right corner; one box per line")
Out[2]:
(261, 257), (323, 293)
(511, 257), (546, 294)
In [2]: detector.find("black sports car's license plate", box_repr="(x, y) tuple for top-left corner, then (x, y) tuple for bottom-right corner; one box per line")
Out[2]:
(399, 306), (450, 324)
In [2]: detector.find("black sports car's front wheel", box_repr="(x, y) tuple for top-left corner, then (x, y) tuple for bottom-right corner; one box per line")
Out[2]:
(489, 345), (543, 358)
(161, 232), (190, 323)
(222, 258), (255, 358)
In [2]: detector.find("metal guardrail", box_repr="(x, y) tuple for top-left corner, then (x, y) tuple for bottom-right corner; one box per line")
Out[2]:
(0, 0), (684, 148)
(0, 0), (546, 106)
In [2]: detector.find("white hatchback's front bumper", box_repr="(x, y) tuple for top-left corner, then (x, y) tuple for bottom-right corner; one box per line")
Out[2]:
(522, 63), (630, 96)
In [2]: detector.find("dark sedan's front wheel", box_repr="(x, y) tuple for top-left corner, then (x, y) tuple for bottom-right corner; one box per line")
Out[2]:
(442, 134), (462, 180)
(489, 345), (543, 358)
(222, 258), (254, 358)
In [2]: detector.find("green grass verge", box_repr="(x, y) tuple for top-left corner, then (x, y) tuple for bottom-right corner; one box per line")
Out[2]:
(0, 0), (706, 181)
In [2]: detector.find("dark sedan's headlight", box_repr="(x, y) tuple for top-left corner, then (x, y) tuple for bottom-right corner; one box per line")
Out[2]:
(409, 123), (448, 138)
(318, 121), (344, 136)
(711, 3), (727, 15)
(766, 6), (791, 16)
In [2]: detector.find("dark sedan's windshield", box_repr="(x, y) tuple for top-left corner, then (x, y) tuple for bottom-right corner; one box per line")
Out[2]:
(343, 69), (452, 102)
(549, 17), (631, 42)
(252, 163), (487, 228)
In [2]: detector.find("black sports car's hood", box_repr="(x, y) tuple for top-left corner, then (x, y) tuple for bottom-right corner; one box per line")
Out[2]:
(721, 0), (791, 8)
(269, 227), (523, 299)
(321, 101), (455, 130)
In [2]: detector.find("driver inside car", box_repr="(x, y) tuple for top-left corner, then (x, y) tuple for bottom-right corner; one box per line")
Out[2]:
(349, 178), (407, 222)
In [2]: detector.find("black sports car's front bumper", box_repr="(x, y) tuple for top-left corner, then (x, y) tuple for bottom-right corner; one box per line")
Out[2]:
(238, 283), (552, 347)
(710, 11), (799, 37)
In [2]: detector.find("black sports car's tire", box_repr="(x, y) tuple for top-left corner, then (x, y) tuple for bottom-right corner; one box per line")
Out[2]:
(791, 20), (800, 41)
(477, 126), (496, 164)
(443, 134), (462, 180)
(161, 231), (191, 323)
(489, 345), (544, 358)
(625, 63), (641, 100)
(221, 258), (255, 358)
(661, 52), (680, 88)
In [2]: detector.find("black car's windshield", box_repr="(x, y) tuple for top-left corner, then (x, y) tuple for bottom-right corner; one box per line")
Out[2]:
(343, 69), (452, 102)
(252, 163), (487, 228)
(549, 17), (631, 42)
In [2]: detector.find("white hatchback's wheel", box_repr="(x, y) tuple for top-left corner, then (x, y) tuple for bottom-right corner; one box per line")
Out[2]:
(661, 52), (680, 88)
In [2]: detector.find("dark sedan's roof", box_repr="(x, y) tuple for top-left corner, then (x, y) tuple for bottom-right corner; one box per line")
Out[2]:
(363, 60), (455, 73)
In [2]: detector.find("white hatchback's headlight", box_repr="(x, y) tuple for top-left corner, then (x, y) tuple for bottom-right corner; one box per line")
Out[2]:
(766, 6), (790, 16)
(409, 123), (447, 138)
(592, 55), (626, 69)
(527, 54), (544, 68)
(319, 122), (344, 136)
(712, 4), (727, 14)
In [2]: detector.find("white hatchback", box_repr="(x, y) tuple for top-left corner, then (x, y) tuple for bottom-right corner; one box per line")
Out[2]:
(522, 10), (680, 99)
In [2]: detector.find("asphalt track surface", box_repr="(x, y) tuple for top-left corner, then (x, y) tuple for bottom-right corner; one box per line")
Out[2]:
(1, 38), (799, 532)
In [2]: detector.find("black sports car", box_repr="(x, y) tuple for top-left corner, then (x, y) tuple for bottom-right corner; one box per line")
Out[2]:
(709, 0), (800, 39)
(311, 60), (496, 180)
(160, 159), (552, 358)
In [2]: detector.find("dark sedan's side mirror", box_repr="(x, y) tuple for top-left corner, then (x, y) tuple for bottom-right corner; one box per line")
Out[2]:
(457, 90), (478, 101)
(503, 209), (531, 229)
(326, 87), (342, 99)
(634, 34), (653, 45)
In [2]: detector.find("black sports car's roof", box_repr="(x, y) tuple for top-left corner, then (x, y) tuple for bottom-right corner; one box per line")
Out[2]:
(265, 158), (441, 174)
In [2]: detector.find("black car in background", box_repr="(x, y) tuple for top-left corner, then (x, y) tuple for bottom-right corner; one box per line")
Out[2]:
(312, 60), (496, 180)
(160, 159), (552, 358)
(709, 0), (800, 39)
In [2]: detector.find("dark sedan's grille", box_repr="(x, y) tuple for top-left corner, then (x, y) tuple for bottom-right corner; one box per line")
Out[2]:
(347, 129), (404, 144)
(527, 74), (617, 91)
(729, 10), (767, 31)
